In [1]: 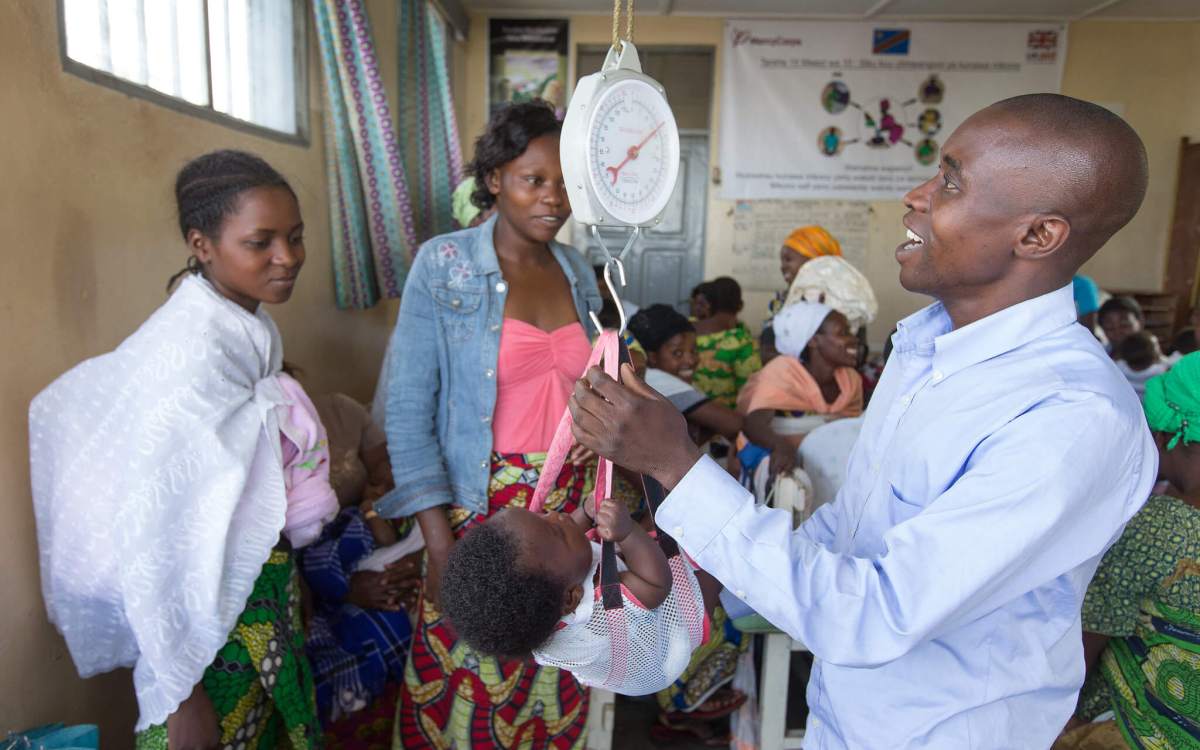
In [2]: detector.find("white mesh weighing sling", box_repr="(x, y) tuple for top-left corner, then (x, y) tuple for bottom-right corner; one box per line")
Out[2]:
(528, 330), (708, 695)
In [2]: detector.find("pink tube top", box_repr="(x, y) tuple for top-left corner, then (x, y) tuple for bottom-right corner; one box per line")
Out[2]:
(492, 318), (592, 454)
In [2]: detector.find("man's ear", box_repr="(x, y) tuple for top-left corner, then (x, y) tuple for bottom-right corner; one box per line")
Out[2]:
(562, 583), (584, 616)
(1014, 214), (1070, 261)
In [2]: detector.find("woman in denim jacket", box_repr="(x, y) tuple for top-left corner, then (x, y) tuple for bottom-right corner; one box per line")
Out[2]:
(381, 101), (603, 750)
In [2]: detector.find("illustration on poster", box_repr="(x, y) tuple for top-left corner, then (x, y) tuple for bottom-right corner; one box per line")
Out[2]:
(816, 73), (946, 166)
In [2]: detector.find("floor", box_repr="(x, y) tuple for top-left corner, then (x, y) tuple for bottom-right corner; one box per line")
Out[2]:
(609, 651), (813, 749)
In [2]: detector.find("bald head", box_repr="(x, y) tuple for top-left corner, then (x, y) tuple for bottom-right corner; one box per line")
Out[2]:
(985, 94), (1148, 261)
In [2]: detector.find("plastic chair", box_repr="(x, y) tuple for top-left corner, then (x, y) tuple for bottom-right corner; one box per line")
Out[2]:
(759, 467), (812, 750)
(585, 689), (616, 750)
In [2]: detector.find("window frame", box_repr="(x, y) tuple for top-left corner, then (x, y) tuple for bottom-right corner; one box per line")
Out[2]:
(56, 0), (310, 146)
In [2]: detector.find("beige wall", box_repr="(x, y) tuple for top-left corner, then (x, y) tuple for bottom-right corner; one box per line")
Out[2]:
(456, 15), (1200, 342)
(0, 0), (405, 739)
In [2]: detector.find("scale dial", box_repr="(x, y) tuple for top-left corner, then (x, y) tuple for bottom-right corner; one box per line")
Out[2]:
(585, 78), (680, 227)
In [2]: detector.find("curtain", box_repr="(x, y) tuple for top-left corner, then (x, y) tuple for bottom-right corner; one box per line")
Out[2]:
(396, 0), (464, 244)
(313, 0), (418, 310)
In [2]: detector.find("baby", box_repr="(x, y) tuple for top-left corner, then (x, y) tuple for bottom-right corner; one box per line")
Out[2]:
(1116, 331), (1173, 396)
(440, 494), (708, 694)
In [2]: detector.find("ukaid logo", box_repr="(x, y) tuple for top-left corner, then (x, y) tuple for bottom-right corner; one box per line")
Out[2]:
(872, 28), (910, 55)
(1027, 29), (1059, 63)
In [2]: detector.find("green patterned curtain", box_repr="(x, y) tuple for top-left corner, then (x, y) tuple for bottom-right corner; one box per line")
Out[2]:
(313, 0), (418, 309)
(396, 0), (464, 246)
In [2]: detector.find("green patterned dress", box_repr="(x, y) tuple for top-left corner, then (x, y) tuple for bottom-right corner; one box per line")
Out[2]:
(136, 550), (321, 749)
(694, 324), (762, 410)
(1077, 495), (1200, 748)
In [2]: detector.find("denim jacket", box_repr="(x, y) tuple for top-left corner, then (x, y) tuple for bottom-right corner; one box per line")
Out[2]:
(378, 215), (603, 517)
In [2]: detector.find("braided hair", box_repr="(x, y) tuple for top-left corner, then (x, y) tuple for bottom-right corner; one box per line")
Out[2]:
(168, 150), (295, 290)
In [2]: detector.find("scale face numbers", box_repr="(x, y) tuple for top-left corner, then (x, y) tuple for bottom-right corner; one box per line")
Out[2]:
(586, 77), (680, 226)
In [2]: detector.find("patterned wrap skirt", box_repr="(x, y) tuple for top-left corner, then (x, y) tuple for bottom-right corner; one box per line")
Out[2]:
(394, 452), (592, 750)
(135, 550), (321, 749)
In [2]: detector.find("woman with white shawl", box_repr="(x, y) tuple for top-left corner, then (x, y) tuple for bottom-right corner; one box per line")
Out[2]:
(29, 151), (337, 749)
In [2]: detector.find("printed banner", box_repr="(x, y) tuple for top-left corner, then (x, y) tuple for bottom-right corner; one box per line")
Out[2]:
(488, 18), (569, 118)
(719, 21), (1066, 200)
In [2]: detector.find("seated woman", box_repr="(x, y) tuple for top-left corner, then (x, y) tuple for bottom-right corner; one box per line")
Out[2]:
(1056, 353), (1200, 750)
(738, 301), (864, 479)
(628, 304), (743, 446)
(297, 387), (423, 747)
(692, 277), (762, 410)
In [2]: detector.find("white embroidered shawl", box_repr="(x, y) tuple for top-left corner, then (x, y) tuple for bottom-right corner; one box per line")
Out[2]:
(29, 274), (290, 730)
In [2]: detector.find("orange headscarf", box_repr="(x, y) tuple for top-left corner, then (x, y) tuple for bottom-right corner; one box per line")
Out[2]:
(784, 225), (842, 259)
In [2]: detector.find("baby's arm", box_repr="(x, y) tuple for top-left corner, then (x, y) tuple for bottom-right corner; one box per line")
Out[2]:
(595, 499), (670, 609)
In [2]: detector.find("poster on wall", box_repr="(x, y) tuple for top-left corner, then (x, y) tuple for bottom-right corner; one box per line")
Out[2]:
(719, 21), (1066, 200)
(732, 200), (870, 291)
(488, 18), (569, 119)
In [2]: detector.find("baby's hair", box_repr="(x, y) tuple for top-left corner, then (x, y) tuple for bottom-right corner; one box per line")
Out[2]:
(467, 100), (561, 211)
(168, 150), (294, 290)
(1118, 331), (1159, 371)
(441, 520), (565, 658)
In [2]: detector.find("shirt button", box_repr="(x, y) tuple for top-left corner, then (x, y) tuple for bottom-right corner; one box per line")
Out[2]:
(496, 282), (507, 293)
(673, 526), (684, 538)
(932, 370), (944, 382)
(736, 589), (746, 598)
(484, 368), (495, 378)
(480, 460), (488, 469)
(900, 396), (911, 406)
(481, 415), (491, 424)
(490, 324), (500, 332)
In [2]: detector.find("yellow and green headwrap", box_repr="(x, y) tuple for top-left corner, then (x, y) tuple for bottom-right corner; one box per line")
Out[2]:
(1143, 351), (1200, 450)
(452, 178), (481, 228)
(784, 225), (842, 259)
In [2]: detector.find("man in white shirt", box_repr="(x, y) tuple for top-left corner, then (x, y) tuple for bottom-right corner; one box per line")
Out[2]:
(568, 94), (1156, 748)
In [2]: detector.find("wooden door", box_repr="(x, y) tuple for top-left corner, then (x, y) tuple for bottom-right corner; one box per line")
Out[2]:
(1164, 138), (1200, 331)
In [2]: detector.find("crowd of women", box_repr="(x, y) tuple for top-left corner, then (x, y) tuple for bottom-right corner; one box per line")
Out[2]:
(27, 97), (1200, 750)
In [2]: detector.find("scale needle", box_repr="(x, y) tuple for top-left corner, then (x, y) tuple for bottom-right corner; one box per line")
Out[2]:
(605, 121), (665, 185)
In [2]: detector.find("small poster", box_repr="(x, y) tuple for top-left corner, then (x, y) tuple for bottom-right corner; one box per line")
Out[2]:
(488, 18), (569, 118)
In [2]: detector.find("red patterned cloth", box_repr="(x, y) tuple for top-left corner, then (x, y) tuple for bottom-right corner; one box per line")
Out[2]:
(394, 452), (591, 749)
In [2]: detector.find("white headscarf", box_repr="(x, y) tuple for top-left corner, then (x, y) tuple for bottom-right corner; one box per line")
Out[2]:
(785, 256), (878, 331)
(773, 301), (833, 358)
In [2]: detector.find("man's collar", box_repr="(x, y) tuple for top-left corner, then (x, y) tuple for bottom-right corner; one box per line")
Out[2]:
(893, 284), (1077, 382)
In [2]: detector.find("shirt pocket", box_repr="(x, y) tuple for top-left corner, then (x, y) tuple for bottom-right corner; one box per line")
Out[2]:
(432, 285), (483, 342)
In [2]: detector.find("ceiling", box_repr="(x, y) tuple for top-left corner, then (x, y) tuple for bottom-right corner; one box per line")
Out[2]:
(460, 0), (1200, 21)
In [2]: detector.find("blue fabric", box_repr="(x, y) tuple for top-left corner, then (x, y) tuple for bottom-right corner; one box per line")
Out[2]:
(378, 214), (603, 517)
(657, 284), (1158, 749)
(736, 442), (770, 488)
(297, 508), (413, 723)
(1073, 274), (1102, 316)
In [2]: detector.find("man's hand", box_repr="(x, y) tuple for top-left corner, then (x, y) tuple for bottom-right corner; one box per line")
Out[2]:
(769, 440), (798, 477)
(568, 363), (704, 489)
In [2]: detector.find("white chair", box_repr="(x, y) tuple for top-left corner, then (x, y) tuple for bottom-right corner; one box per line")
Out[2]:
(758, 467), (812, 750)
(585, 688), (615, 750)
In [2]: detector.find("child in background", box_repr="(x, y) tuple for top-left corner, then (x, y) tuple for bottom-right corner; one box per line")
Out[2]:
(693, 277), (762, 410)
(628, 304), (743, 445)
(1116, 331), (1172, 396)
(1099, 296), (1144, 357)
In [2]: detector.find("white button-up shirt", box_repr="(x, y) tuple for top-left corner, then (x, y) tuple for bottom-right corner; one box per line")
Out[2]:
(657, 284), (1156, 749)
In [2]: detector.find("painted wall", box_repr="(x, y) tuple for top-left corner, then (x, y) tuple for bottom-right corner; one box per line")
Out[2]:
(0, 0), (406, 738)
(455, 14), (1200, 342)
